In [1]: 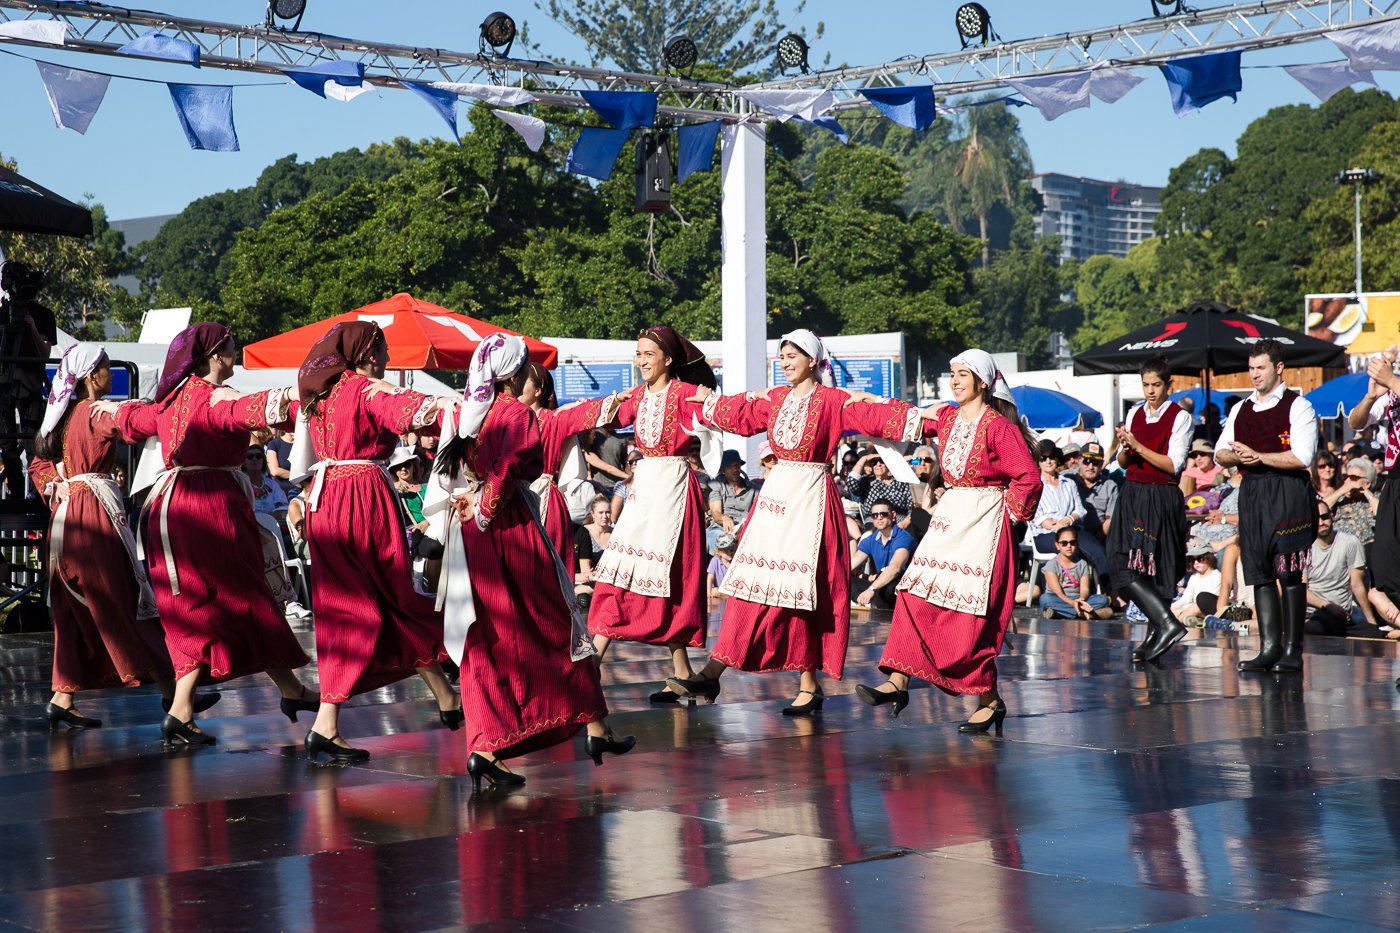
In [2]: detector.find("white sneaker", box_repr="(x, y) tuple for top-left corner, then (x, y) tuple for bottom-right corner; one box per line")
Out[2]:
(285, 601), (312, 620)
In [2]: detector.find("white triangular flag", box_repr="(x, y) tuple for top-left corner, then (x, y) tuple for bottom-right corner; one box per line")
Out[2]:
(1328, 20), (1400, 71)
(734, 88), (836, 123)
(1088, 66), (1145, 104)
(35, 62), (110, 134)
(324, 81), (373, 102)
(1283, 61), (1378, 102)
(492, 109), (546, 152)
(1007, 73), (1091, 121)
(0, 19), (70, 45)
(430, 82), (537, 107)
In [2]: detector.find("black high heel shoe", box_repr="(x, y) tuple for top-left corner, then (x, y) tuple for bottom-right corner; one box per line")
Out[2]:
(162, 691), (222, 715)
(664, 673), (722, 704)
(584, 730), (636, 766)
(782, 686), (825, 716)
(46, 703), (101, 730)
(280, 687), (320, 723)
(958, 699), (1007, 735)
(161, 714), (216, 747)
(648, 688), (682, 704)
(439, 707), (465, 730)
(305, 730), (369, 762)
(855, 682), (909, 718)
(468, 752), (526, 792)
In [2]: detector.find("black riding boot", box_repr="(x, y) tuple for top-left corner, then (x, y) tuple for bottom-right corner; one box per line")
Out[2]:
(1124, 578), (1184, 663)
(1272, 583), (1308, 673)
(1239, 584), (1283, 672)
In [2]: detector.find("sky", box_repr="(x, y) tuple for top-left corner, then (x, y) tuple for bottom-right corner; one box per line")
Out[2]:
(3, 0), (1398, 220)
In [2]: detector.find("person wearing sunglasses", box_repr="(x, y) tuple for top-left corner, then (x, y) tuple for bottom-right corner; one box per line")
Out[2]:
(850, 499), (915, 611)
(1039, 531), (1112, 620)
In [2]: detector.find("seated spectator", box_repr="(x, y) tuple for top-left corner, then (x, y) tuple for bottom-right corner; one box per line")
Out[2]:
(1073, 441), (1117, 545)
(608, 448), (643, 525)
(265, 427), (297, 495)
(243, 443), (307, 621)
(687, 451), (712, 489)
(584, 428), (630, 494)
(1180, 439), (1222, 495)
(1039, 529), (1112, 620)
(245, 443), (289, 528)
(413, 431), (438, 467)
(850, 450), (915, 529)
(707, 532), (737, 602)
(1028, 440), (1110, 580)
(708, 449), (758, 551)
(849, 498), (915, 611)
(1306, 500), (1378, 636)
(1059, 443), (1082, 477)
(1312, 449), (1342, 502)
(574, 494), (613, 608)
(1172, 546), (1222, 624)
(756, 440), (778, 488)
(286, 476), (310, 563)
(1326, 457), (1380, 557)
(907, 444), (943, 539)
(389, 447), (428, 530)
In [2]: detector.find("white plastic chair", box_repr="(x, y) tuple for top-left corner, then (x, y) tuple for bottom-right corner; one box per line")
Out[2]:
(254, 512), (310, 608)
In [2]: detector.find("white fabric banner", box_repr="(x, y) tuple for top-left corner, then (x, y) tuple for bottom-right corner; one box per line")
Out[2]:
(36, 62), (110, 134)
(1284, 61), (1378, 102)
(1328, 20), (1400, 71)
(492, 109), (547, 152)
(324, 81), (373, 102)
(1007, 73), (1092, 121)
(1088, 66), (1146, 103)
(0, 20), (70, 45)
(431, 82), (538, 107)
(734, 88), (836, 123)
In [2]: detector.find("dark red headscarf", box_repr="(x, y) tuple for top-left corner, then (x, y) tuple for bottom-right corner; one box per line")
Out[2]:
(638, 325), (717, 390)
(297, 321), (386, 410)
(154, 322), (232, 403)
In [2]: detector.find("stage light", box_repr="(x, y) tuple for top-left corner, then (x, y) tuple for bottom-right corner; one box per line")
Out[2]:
(664, 35), (698, 72)
(266, 0), (306, 31)
(1151, 0), (1183, 15)
(775, 33), (809, 74)
(955, 3), (996, 49)
(479, 12), (516, 58)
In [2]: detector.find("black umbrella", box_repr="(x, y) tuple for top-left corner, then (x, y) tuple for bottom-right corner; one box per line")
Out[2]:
(0, 164), (92, 238)
(1073, 300), (1346, 376)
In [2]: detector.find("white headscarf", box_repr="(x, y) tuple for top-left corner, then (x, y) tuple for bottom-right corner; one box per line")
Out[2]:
(950, 348), (1014, 403)
(781, 328), (836, 387)
(40, 343), (107, 437)
(457, 333), (528, 439)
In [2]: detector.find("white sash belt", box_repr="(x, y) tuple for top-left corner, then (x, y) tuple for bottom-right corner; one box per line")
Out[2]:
(304, 458), (386, 511)
(49, 470), (159, 619)
(139, 464), (249, 597)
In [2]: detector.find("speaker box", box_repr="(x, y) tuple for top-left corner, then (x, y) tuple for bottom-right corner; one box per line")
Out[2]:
(635, 131), (672, 213)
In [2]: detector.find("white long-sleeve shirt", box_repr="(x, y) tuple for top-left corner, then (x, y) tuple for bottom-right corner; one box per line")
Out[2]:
(1125, 401), (1193, 473)
(1215, 381), (1318, 470)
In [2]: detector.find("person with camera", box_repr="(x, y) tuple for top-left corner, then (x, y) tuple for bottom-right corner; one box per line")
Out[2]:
(0, 259), (56, 497)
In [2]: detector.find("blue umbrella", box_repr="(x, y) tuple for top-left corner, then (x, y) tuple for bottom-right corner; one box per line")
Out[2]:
(1009, 385), (1103, 430)
(1304, 372), (1369, 419)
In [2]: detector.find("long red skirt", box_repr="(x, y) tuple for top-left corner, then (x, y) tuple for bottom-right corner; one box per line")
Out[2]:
(49, 486), (173, 692)
(710, 482), (851, 678)
(879, 514), (1019, 696)
(305, 466), (447, 701)
(143, 472), (309, 683)
(461, 496), (607, 756)
(588, 472), (707, 649)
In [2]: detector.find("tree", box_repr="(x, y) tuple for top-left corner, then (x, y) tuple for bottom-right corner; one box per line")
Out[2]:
(1304, 112), (1400, 297)
(969, 239), (1070, 368)
(940, 102), (1033, 267)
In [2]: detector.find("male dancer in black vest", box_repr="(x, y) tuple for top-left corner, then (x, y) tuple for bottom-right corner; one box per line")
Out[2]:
(1215, 339), (1319, 673)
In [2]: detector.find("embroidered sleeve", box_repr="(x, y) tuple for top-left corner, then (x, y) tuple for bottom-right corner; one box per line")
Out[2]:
(362, 383), (438, 434)
(840, 398), (917, 440)
(28, 458), (59, 505)
(475, 405), (532, 529)
(210, 389), (281, 432)
(605, 388), (641, 429)
(116, 400), (159, 443)
(549, 396), (612, 436)
(89, 404), (127, 442)
(995, 419), (1042, 522)
(703, 392), (770, 436)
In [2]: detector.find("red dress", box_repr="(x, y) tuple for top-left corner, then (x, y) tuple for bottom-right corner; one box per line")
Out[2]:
(536, 398), (609, 576)
(29, 408), (173, 693)
(457, 396), (607, 755)
(702, 386), (919, 678)
(880, 406), (1040, 695)
(117, 378), (310, 683)
(304, 372), (448, 701)
(589, 381), (710, 648)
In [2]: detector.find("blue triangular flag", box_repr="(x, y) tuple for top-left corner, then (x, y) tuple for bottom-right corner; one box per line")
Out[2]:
(1159, 51), (1242, 116)
(36, 62), (110, 134)
(167, 84), (238, 151)
(117, 28), (199, 66)
(677, 121), (722, 183)
(283, 60), (366, 98)
(857, 86), (936, 131)
(808, 114), (849, 145)
(399, 79), (459, 140)
(580, 90), (657, 131)
(565, 127), (631, 180)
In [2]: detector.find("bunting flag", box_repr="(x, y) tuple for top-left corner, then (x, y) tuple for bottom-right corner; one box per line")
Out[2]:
(579, 90), (657, 130)
(430, 82), (538, 107)
(283, 61), (369, 101)
(0, 20), (70, 45)
(399, 79), (459, 140)
(1283, 61), (1378, 102)
(35, 62), (110, 134)
(167, 84), (239, 151)
(492, 109), (546, 152)
(809, 114), (848, 145)
(565, 127), (630, 180)
(734, 88), (835, 123)
(1160, 51), (1242, 116)
(1327, 20), (1400, 71)
(1007, 73), (1091, 121)
(857, 86), (936, 131)
(1088, 66), (1145, 103)
(677, 121), (722, 182)
(116, 29), (199, 65)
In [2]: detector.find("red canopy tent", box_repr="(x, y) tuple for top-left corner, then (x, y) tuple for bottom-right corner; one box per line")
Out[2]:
(241, 292), (558, 370)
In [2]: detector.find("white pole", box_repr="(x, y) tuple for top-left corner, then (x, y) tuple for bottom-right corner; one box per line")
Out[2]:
(720, 121), (767, 465)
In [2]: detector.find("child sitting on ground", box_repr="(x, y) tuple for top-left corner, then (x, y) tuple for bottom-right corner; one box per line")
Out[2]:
(707, 533), (737, 602)
(1040, 529), (1113, 620)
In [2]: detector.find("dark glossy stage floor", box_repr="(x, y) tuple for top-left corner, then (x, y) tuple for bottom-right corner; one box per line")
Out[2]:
(3, 606), (1400, 932)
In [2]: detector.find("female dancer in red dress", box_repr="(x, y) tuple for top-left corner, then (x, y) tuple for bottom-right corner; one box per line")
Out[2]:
(858, 349), (1041, 733)
(589, 326), (717, 700)
(430, 335), (633, 791)
(102, 323), (314, 746)
(29, 345), (193, 730)
(293, 322), (461, 762)
(668, 329), (925, 712)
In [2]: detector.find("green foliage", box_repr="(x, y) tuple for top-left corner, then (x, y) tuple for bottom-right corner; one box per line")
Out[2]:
(969, 239), (1069, 368)
(1304, 111), (1400, 297)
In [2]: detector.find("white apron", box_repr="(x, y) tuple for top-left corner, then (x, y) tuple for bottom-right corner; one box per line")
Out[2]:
(48, 469), (159, 620)
(591, 456), (689, 598)
(897, 485), (1005, 615)
(138, 464), (251, 597)
(720, 460), (827, 611)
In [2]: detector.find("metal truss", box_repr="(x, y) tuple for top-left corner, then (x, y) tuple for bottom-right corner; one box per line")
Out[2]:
(0, 0), (1398, 121)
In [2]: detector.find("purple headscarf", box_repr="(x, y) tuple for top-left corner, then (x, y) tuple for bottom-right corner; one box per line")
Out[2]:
(154, 322), (232, 403)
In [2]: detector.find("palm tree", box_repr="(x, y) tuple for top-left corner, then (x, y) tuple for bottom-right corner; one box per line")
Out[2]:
(941, 102), (1032, 266)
